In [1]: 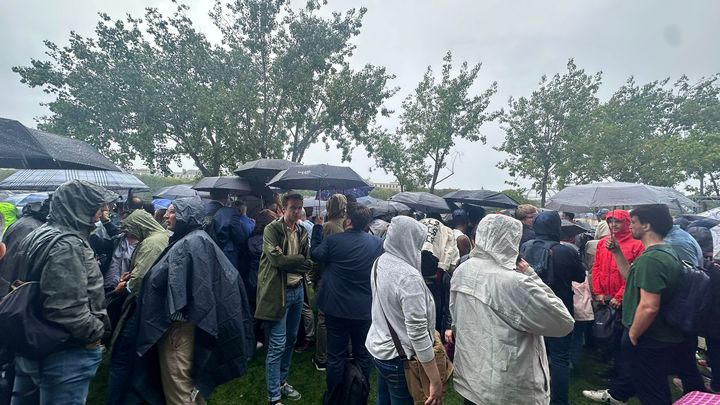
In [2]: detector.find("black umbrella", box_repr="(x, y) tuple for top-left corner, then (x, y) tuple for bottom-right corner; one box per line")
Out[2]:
(234, 159), (302, 182)
(193, 176), (270, 197)
(561, 220), (592, 239)
(389, 192), (451, 214)
(266, 164), (368, 191)
(152, 185), (199, 200)
(0, 169), (148, 191)
(0, 118), (120, 171)
(367, 200), (411, 218)
(443, 189), (520, 209)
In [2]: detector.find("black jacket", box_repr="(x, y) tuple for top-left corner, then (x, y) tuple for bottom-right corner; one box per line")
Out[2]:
(310, 225), (383, 320)
(520, 223), (536, 248)
(0, 215), (44, 294)
(136, 197), (255, 399)
(531, 211), (585, 316)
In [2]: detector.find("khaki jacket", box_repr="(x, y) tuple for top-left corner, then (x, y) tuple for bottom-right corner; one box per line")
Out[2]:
(255, 218), (312, 321)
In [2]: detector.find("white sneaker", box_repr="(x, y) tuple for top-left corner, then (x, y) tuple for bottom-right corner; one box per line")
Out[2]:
(582, 389), (627, 405)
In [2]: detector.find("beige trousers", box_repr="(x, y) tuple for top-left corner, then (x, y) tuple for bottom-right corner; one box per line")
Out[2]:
(158, 321), (207, 405)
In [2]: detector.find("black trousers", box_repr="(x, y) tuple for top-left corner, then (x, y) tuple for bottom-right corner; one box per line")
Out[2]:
(323, 314), (372, 403)
(610, 328), (679, 405)
(673, 334), (705, 394)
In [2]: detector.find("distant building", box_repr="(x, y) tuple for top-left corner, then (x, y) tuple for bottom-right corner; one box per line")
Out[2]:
(174, 169), (201, 179)
(129, 168), (153, 176)
(371, 181), (401, 191)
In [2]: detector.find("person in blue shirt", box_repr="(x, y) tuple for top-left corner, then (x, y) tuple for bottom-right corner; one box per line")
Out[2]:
(664, 224), (703, 267)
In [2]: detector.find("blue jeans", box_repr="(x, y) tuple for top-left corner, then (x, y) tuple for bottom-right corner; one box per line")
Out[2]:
(106, 306), (139, 405)
(570, 320), (592, 367)
(265, 283), (304, 402)
(373, 357), (412, 405)
(11, 346), (103, 405)
(544, 333), (572, 405)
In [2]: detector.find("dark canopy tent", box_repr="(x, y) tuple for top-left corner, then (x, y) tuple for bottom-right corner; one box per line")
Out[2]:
(0, 118), (120, 171)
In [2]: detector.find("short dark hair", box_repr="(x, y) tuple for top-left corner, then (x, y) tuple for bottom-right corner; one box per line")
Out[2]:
(282, 192), (303, 207)
(348, 204), (372, 231)
(630, 204), (673, 237)
(128, 196), (144, 210)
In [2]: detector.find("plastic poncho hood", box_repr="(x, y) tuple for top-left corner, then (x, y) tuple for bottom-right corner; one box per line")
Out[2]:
(173, 197), (205, 227)
(121, 209), (166, 241)
(383, 216), (426, 270)
(471, 214), (523, 270)
(48, 180), (117, 235)
(533, 211), (562, 242)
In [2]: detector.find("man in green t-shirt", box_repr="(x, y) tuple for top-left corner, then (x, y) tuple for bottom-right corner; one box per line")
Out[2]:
(583, 204), (684, 405)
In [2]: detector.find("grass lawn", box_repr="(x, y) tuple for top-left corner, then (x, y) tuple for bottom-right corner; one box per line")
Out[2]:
(87, 343), (684, 404)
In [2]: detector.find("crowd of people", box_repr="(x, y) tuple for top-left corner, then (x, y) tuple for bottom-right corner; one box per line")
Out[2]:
(0, 180), (719, 405)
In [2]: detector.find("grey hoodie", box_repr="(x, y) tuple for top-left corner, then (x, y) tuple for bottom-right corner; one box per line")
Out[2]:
(365, 216), (436, 363)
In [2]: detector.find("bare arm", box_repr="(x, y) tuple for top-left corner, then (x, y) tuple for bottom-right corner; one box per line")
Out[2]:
(628, 289), (661, 345)
(420, 359), (443, 405)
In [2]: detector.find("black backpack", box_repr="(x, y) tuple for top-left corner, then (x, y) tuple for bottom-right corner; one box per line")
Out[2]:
(520, 239), (560, 286)
(656, 248), (712, 334)
(323, 360), (369, 405)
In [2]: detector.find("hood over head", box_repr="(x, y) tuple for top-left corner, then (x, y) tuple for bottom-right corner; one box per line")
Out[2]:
(687, 226), (713, 255)
(48, 180), (117, 235)
(606, 209), (632, 241)
(383, 216), (426, 270)
(472, 214), (523, 270)
(533, 211), (562, 242)
(326, 194), (347, 221)
(173, 197), (205, 227)
(121, 209), (167, 241)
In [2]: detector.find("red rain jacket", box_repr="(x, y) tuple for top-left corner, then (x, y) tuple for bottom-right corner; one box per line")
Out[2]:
(591, 210), (645, 302)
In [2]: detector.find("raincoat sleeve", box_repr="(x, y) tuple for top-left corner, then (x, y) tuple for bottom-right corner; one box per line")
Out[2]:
(40, 238), (105, 344)
(591, 240), (606, 295)
(511, 268), (575, 337)
(399, 277), (435, 363)
(262, 226), (306, 271)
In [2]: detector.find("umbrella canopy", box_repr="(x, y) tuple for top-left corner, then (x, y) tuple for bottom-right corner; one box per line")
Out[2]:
(267, 164), (368, 191)
(561, 220), (592, 239)
(234, 159), (302, 182)
(545, 182), (699, 213)
(443, 189), (520, 209)
(152, 184), (199, 200)
(0, 118), (120, 171)
(0, 169), (148, 192)
(366, 199), (411, 218)
(193, 176), (270, 197)
(701, 207), (720, 221)
(389, 192), (451, 214)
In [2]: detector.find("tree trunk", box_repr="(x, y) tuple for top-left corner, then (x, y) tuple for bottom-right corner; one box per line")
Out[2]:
(540, 170), (550, 207)
(710, 172), (720, 197)
(699, 173), (705, 196)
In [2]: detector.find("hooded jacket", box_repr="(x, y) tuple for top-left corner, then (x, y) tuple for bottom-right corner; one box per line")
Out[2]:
(591, 210), (644, 302)
(136, 197), (255, 398)
(529, 211), (586, 315)
(110, 210), (169, 349)
(13, 180), (117, 346)
(450, 214), (574, 405)
(0, 202), (17, 231)
(365, 216), (436, 363)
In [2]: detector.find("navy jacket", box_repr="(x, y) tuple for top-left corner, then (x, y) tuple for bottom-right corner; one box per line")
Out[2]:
(310, 225), (384, 320)
(532, 211), (586, 316)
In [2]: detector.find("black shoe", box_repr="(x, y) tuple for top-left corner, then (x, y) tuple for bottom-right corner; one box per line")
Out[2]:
(312, 356), (327, 371)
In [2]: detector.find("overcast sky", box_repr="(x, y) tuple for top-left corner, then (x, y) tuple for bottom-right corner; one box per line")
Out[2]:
(2, 0), (719, 191)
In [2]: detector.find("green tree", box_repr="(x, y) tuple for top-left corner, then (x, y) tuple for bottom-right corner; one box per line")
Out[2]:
(368, 51), (497, 192)
(14, 1), (394, 176)
(575, 77), (686, 187)
(673, 75), (720, 195)
(496, 59), (602, 206)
